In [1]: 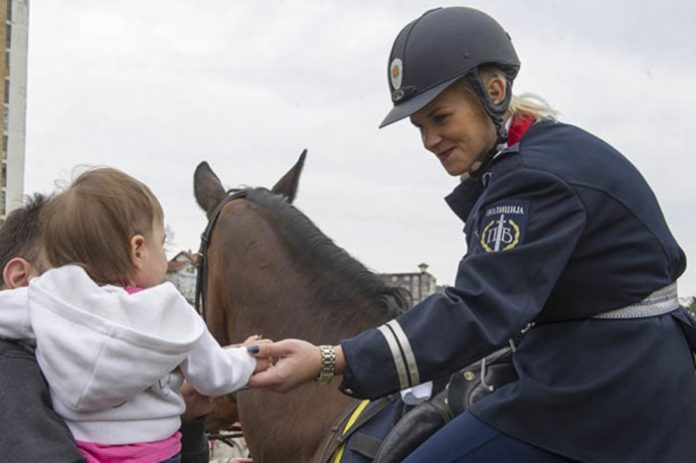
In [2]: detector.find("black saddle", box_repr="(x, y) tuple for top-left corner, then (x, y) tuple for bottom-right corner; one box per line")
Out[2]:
(326, 346), (517, 463)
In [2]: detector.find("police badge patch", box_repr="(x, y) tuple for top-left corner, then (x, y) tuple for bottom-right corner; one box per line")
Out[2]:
(478, 200), (529, 253)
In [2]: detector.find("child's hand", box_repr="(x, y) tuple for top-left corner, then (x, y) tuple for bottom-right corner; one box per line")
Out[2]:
(243, 336), (273, 373)
(253, 354), (272, 374)
(225, 335), (274, 373)
(230, 334), (274, 348)
(243, 334), (273, 346)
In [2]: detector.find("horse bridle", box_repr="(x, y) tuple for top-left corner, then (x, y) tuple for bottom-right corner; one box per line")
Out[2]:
(194, 189), (248, 323)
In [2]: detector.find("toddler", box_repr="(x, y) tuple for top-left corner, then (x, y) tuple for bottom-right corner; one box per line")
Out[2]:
(0, 167), (265, 462)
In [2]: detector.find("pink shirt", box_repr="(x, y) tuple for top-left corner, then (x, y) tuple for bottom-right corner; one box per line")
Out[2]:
(76, 432), (181, 463)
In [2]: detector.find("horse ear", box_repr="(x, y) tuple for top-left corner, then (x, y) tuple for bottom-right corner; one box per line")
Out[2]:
(194, 161), (227, 215)
(271, 149), (306, 204)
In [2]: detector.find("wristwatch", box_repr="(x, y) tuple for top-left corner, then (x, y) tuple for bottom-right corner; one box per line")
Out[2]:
(314, 345), (336, 385)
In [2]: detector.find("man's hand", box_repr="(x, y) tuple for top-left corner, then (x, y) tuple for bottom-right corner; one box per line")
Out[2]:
(180, 380), (213, 422)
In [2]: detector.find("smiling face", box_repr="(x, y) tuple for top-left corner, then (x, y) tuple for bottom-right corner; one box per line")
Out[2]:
(409, 78), (502, 177)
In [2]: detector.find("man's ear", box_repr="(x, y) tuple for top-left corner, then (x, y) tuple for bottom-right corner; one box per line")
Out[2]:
(2, 257), (38, 289)
(130, 234), (146, 270)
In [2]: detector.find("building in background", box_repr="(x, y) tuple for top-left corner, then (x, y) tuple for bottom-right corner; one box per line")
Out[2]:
(166, 250), (199, 305)
(0, 0), (28, 221)
(381, 263), (441, 305)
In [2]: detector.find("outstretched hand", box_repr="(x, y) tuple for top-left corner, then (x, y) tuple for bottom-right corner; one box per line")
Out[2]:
(246, 339), (323, 392)
(238, 334), (273, 374)
(181, 334), (273, 420)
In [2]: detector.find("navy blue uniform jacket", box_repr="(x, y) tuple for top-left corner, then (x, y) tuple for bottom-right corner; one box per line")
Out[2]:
(340, 121), (696, 462)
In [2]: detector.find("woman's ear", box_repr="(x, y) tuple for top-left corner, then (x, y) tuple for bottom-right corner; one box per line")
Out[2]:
(2, 257), (38, 289)
(486, 74), (507, 106)
(130, 234), (146, 270)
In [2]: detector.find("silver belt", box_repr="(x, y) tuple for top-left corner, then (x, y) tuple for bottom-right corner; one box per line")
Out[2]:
(592, 282), (679, 319)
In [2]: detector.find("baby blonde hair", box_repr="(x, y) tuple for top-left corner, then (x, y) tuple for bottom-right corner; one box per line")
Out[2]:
(42, 167), (164, 286)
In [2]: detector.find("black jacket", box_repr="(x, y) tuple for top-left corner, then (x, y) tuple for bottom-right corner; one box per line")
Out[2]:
(0, 338), (84, 462)
(340, 121), (696, 462)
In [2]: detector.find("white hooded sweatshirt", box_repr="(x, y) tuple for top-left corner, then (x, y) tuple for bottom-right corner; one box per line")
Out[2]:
(0, 265), (256, 445)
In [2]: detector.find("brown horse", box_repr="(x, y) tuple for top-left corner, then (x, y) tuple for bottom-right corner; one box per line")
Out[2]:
(193, 153), (409, 462)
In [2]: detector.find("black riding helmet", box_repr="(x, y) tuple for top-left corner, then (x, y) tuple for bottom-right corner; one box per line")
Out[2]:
(379, 7), (520, 132)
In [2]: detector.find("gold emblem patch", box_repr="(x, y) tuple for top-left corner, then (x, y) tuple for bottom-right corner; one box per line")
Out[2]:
(480, 215), (521, 252)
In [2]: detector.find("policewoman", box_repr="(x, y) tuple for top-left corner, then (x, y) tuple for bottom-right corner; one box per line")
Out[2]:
(248, 7), (696, 462)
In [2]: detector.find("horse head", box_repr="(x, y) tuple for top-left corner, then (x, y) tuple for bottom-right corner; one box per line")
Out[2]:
(192, 151), (407, 462)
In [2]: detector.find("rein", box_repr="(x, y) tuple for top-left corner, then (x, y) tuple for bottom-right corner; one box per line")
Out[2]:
(194, 189), (248, 322)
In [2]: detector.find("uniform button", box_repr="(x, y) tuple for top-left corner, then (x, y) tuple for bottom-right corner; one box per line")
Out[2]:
(344, 388), (354, 395)
(463, 371), (476, 381)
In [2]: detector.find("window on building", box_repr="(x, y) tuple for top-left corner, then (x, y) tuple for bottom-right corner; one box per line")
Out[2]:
(3, 105), (8, 132)
(6, 0), (11, 22)
(3, 79), (8, 104)
(5, 24), (10, 47)
(2, 135), (6, 152)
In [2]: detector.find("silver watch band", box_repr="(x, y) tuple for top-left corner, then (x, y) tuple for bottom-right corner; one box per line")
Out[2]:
(314, 345), (336, 385)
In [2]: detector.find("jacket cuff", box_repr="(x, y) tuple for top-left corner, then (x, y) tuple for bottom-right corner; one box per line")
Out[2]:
(339, 326), (403, 399)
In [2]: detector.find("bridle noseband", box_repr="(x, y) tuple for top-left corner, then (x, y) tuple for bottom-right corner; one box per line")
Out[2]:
(194, 189), (248, 322)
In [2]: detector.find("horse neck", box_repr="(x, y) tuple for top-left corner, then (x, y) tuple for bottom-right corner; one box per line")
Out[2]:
(211, 202), (395, 345)
(227, 261), (390, 345)
(206, 199), (398, 462)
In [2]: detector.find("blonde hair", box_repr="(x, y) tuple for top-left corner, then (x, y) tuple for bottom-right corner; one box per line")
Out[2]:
(508, 93), (558, 121)
(42, 167), (164, 286)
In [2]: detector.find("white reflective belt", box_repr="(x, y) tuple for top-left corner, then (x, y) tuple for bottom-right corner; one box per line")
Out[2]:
(377, 320), (421, 389)
(592, 283), (679, 319)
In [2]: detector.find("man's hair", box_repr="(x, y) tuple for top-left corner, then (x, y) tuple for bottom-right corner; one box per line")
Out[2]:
(0, 193), (49, 280)
(42, 167), (164, 286)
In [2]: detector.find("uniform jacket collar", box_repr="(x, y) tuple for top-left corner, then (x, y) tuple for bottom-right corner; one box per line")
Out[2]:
(444, 179), (485, 223)
(444, 142), (521, 222)
(444, 119), (554, 223)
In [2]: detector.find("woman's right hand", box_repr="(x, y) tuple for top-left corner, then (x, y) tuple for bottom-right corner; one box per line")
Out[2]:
(246, 339), (324, 392)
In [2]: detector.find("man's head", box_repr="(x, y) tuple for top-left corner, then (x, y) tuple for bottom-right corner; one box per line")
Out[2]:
(0, 194), (49, 289)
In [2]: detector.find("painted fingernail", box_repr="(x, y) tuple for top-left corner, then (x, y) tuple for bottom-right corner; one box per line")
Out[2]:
(247, 345), (260, 354)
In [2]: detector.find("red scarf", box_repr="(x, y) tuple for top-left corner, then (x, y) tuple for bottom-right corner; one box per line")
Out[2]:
(507, 113), (535, 146)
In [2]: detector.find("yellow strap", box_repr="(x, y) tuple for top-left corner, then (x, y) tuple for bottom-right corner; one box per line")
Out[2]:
(332, 400), (371, 463)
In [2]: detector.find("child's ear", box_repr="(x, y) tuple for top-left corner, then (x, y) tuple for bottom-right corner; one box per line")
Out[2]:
(130, 234), (146, 269)
(2, 257), (38, 289)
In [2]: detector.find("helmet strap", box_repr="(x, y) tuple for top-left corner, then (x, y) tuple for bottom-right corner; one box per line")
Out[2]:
(465, 69), (513, 180)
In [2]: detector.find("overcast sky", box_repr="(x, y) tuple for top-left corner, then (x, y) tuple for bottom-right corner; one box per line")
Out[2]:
(24, 0), (696, 297)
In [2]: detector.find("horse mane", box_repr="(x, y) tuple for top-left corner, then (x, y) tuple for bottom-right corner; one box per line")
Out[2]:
(243, 187), (409, 318)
